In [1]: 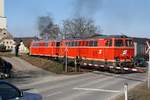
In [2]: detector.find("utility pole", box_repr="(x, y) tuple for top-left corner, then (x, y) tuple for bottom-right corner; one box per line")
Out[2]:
(124, 83), (128, 100)
(149, 51), (150, 89)
(146, 41), (150, 89)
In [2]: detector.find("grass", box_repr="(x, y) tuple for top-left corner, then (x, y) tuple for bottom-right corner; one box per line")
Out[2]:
(19, 54), (89, 74)
(20, 55), (66, 74)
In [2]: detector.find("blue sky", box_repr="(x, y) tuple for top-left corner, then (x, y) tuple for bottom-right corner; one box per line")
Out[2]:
(5, 0), (150, 38)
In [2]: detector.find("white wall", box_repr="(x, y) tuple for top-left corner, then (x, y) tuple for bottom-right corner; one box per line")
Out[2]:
(0, 17), (7, 29)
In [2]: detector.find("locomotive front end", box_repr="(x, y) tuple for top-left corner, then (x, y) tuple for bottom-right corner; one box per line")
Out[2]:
(113, 38), (134, 67)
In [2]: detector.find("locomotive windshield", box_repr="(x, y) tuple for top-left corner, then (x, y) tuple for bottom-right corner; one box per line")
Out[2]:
(114, 39), (134, 47)
(115, 39), (123, 47)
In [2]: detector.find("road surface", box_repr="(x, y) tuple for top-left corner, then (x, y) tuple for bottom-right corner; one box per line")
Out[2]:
(20, 72), (146, 100)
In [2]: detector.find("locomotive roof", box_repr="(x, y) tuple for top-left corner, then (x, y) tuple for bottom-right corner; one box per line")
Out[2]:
(31, 34), (131, 42)
(64, 34), (129, 40)
(90, 34), (129, 38)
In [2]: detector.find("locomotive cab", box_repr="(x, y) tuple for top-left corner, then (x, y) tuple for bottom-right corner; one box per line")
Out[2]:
(114, 38), (134, 58)
(112, 37), (134, 67)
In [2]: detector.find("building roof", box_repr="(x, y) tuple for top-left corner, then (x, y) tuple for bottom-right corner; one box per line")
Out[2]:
(132, 37), (150, 44)
(0, 29), (13, 39)
(14, 37), (39, 48)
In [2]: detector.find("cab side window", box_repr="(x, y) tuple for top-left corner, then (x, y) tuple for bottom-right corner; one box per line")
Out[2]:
(93, 41), (98, 46)
(106, 39), (112, 47)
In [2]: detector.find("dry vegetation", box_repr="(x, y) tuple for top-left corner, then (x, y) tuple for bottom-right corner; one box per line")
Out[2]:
(0, 52), (15, 57)
(116, 82), (150, 100)
(20, 55), (64, 74)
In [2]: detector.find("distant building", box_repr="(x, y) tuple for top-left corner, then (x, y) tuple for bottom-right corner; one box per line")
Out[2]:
(0, 29), (15, 50)
(14, 37), (39, 54)
(133, 37), (150, 57)
(14, 37), (39, 49)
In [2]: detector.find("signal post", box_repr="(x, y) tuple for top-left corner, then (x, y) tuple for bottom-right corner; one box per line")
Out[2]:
(146, 41), (150, 89)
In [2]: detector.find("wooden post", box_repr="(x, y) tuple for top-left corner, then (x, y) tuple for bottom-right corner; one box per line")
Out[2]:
(74, 58), (77, 72)
(65, 47), (68, 72)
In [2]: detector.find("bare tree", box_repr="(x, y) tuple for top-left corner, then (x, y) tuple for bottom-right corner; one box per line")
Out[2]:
(38, 15), (60, 40)
(62, 17), (101, 39)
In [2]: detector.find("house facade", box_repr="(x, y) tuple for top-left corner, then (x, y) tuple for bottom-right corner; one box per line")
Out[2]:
(0, 29), (15, 50)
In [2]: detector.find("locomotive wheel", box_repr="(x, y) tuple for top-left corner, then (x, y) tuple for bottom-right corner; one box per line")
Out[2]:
(120, 68), (125, 74)
(109, 68), (114, 73)
(111, 68), (120, 74)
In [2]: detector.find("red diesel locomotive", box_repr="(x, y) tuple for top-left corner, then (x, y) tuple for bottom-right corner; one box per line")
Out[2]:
(30, 35), (144, 73)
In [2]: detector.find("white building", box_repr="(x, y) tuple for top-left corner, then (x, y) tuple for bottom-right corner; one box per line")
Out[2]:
(19, 41), (29, 54)
(0, 0), (15, 51)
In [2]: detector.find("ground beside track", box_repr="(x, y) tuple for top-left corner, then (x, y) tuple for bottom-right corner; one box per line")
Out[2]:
(0, 52), (148, 100)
